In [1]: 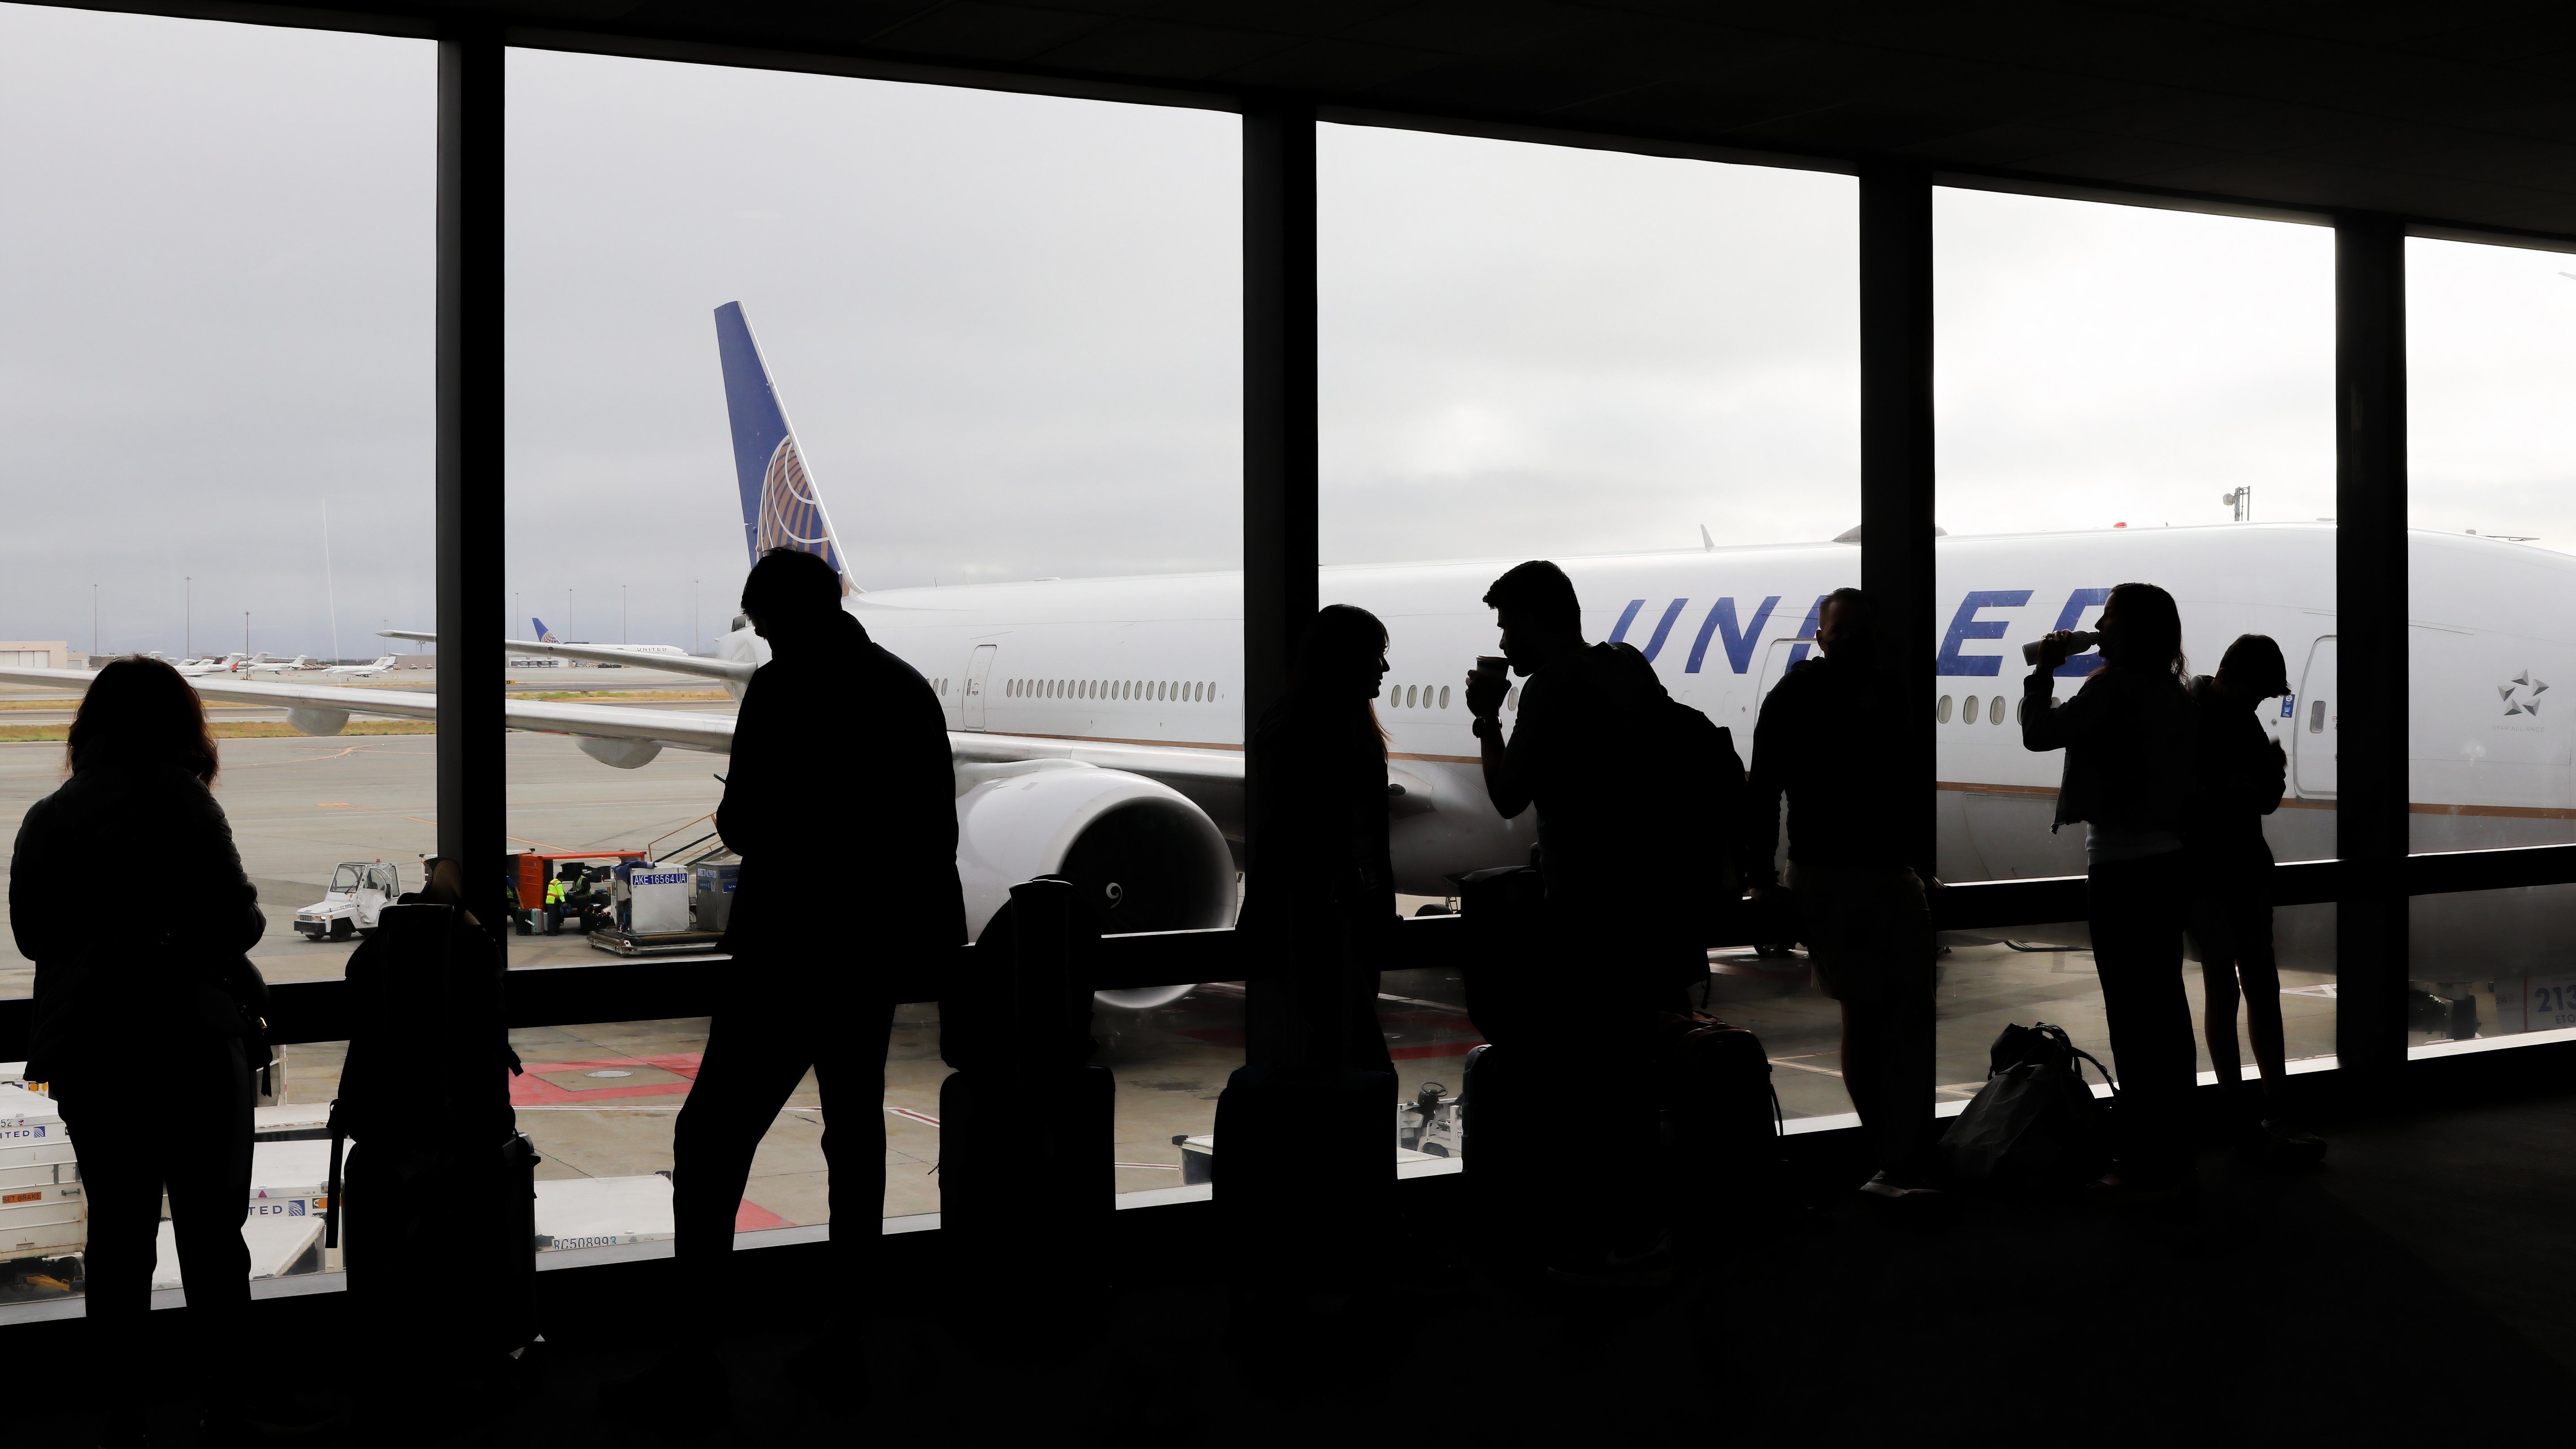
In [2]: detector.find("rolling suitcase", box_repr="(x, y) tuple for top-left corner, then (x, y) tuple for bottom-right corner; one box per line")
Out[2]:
(325, 903), (536, 1384)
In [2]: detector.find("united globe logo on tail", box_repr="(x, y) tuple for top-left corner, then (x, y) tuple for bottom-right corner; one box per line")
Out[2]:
(756, 435), (841, 577)
(714, 300), (852, 593)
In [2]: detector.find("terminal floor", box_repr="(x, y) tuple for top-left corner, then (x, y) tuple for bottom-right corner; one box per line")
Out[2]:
(29, 1073), (2569, 1446)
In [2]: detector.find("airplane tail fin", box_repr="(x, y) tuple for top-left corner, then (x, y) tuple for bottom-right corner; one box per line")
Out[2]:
(713, 302), (853, 592)
(533, 617), (558, 643)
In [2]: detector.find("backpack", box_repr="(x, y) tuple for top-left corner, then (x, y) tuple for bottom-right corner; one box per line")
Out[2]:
(1938, 1022), (2117, 1192)
(1654, 1010), (1782, 1211)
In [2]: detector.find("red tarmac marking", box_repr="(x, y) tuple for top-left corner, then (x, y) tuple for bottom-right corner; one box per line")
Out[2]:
(734, 1198), (789, 1232)
(509, 1053), (704, 1108)
(1390, 1040), (1484, 1061)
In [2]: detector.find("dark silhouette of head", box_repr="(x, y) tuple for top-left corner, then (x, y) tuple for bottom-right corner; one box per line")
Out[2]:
(1818, 586), (1873, 660)
(2100, 581), (2186, 680)
(740, 547), (845, 643)
(68, 656), (219, 783)
(1483, 560), (1583, 668)
(1286, 603), (1391, 753)
(2218, 633), (2290, 701)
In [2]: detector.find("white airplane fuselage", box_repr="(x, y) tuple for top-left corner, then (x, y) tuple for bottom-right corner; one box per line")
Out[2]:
(794, 522), (2574, 980)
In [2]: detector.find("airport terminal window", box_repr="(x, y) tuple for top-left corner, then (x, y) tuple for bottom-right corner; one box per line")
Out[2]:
(1317, 124), (1860, 1122)
(1933, 186), (2338, 1088)
(502, 49), (1242, 1220)
(2403, 236), (2576, 1045)
(0, 4), (432, 1307)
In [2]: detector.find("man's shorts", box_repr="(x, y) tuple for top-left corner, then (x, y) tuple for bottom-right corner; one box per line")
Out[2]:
(1785, 863), (1934, 1006)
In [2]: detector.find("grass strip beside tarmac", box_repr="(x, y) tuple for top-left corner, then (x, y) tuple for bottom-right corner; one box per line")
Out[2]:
(0, 721), (439, 743)
(512, 689), (732, 701)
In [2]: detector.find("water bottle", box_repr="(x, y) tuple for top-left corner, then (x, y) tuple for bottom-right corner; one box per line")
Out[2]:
(2021, 630), (2101, 665)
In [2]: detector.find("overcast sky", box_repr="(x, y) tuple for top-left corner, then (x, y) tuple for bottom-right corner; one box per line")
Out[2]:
(1, 4), (2569, 661)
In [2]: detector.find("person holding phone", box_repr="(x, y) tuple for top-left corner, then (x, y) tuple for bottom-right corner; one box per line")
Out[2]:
(2022, 582), (2202, 1202)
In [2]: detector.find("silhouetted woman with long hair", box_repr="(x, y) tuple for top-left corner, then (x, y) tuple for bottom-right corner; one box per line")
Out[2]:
(10, 656), (269, 1444)
(1240, 604), (1398, 1077)
(2023, 582), (2201, 1198)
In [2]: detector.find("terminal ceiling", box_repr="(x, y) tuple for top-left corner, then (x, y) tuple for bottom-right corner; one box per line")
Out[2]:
(66, 0), (2576, 242)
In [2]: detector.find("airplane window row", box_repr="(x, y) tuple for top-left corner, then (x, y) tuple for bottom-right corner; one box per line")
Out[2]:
(1377, 683), (1520, 712)
(1003, 678), (1217, 703)
(1936, 694), (2017, 725)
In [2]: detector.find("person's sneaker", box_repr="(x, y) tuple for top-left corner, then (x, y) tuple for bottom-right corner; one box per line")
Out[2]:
(2257, 1119), (2328, 1168)
(1543, 1238), (1676, 1290)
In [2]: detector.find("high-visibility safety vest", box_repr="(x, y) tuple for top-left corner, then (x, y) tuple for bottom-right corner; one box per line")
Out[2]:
(546, 879), (568, 904)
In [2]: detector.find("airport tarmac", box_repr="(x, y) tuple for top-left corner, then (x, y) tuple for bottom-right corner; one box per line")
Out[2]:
(0, 685), (2382, 1299)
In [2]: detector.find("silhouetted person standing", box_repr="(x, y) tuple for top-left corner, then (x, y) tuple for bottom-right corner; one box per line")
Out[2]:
(1744, 588), (1939, 1201)
(625, 547), (964, 1425)
(1240, 603), (1399, 1080)
(2024, 582), (2201, 1198)
(10, 657), (274, 1446)
(1463, 560), (1699, 1282)
(2185, 634), (2325, 1165)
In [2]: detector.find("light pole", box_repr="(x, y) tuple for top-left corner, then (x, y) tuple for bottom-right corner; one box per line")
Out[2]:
(185, 576), (191, 659)
(566, 588), (573, 640)
(621, 583), (628, 645)
(91, 584), (98, 659)
(692, 579), (700, 656)
(243, 611), (250, 660)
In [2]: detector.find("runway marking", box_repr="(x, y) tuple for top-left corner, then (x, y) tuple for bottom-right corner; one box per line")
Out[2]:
(318, 800), (440, 828)
(219, 743), (395, 770)
(1114, 1162), (1181, 1171)
(887, 1107), (941, 1127)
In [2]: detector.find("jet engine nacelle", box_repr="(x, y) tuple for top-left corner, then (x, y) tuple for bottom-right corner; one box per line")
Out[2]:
(954, 760), (1237, 1009)
(286, 708), (349, 737)
(577, 736), (665, 770)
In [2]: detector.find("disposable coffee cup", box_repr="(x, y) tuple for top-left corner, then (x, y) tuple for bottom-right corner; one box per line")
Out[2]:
(1474, 655), (1510, 682)
(2022, 630), (2101, 665)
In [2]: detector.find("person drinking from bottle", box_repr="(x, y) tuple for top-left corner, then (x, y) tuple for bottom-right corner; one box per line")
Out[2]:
(2022, 582), (2201, 1202)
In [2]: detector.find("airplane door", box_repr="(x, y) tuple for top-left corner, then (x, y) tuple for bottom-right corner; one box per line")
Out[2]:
(961, 644), (996, 731)
(2294, 635), (2336, 797)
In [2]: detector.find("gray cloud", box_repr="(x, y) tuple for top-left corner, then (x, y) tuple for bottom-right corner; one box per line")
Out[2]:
(4, 4), (2569, 665)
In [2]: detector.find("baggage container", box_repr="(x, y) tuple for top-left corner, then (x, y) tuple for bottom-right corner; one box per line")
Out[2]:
(151, 1212), (324, 1290)
(613, 861), (694, 935)
(0, 1194), (87, 1259)
(693, 862), (739, 933)
(0, 1085), (80, 1263)
(531, 1173), (674, 1251)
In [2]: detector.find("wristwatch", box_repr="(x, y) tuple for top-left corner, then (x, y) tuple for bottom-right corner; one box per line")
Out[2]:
(1471, 715), (1504, 743)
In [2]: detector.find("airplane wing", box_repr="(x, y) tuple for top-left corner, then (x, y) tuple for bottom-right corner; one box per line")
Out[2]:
(0, 665), (442, 722)
(0, 664), (736, 756)
(379, 630), (754, 685)
(0, 665), (1238, 795)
